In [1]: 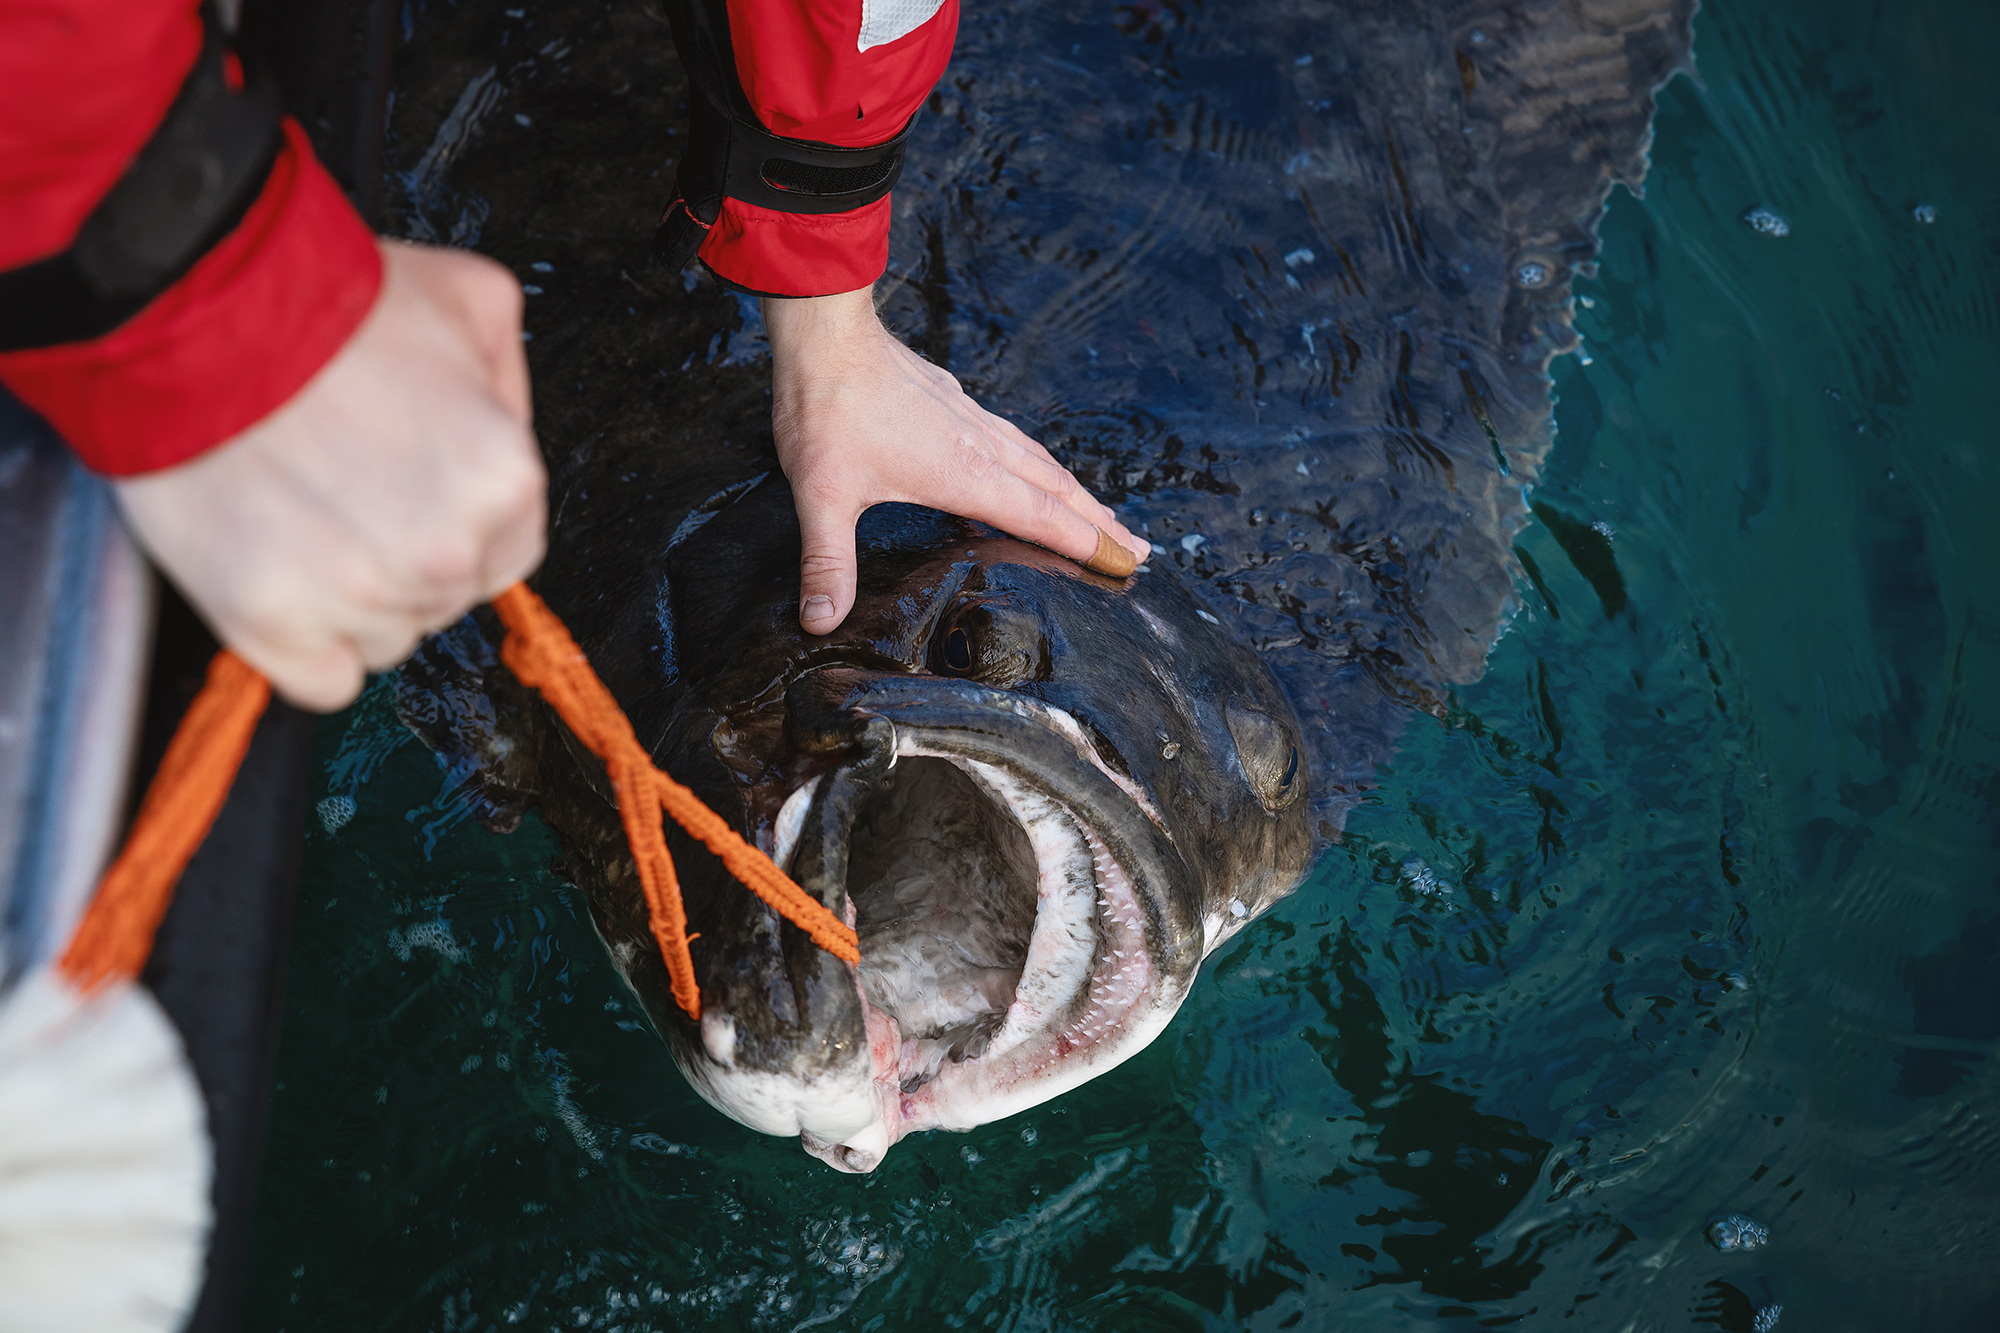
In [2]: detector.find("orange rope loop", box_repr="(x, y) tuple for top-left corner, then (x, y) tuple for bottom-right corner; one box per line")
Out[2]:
(59, 583), (859, 1021)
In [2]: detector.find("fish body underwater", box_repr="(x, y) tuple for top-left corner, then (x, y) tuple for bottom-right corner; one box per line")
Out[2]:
(398, 0), (1694, 1171)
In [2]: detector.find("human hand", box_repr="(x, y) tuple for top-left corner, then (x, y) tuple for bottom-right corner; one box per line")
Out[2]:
(764, 287), (1150, 635)
(113, 240), (546, 711)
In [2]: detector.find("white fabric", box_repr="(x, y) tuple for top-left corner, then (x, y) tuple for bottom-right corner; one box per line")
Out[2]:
(0, 970), (211, 1333)
(858, 0), (946, 52)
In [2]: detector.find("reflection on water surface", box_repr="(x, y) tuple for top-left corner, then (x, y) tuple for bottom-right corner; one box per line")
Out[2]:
(247, 0), (2000, 1327)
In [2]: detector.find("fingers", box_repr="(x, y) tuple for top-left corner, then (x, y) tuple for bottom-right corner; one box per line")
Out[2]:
(385, 241), (530, 397)
(147, 499), (464, 710)
(473, 458), (548, 598)
(230, 576), (471, 711)
(133, 536), (427, 714)
(791, 480), (862, 635)
(435, 252), (544, 587)
(770, 311), (1149, 613)
(936, 439), (1107, 566)
(237, 612), (446, 712)
(364, 241), (548, 603)
(982, 425), (1151, 563)
(956, 402), (1150, 564)
(453, 249), (535, 427)
(423, 404), (547, 603)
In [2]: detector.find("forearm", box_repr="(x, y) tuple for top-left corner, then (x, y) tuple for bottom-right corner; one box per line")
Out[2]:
(654, 0), (957, 297)
(671, 0), (1144, 639)
(1, 0), (542, 712)
(0, 0), (382, 475)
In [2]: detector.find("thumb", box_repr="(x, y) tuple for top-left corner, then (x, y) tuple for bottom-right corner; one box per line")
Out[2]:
(794, 489), (861, 635)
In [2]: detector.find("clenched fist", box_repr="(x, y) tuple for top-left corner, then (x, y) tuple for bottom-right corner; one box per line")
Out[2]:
(114, 240), (546, 711)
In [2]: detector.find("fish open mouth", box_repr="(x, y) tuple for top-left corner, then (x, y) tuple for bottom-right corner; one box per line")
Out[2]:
(845, 756), (1039, 1087)
(762, 692), (1192, 1174)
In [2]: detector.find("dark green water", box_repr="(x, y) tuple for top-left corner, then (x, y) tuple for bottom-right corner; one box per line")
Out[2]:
(244, 0), (2000, 1328)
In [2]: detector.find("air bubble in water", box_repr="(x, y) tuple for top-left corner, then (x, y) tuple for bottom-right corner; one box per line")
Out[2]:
(1742, 207), (1790, 238)
(317, 794), (356, 834)
(1403, 857), (1450, 901)
(1708, 1214), (1769, 1251)
(1913, 203), (1937, 225)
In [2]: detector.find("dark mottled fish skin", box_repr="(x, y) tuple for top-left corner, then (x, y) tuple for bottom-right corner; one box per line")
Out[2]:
(874, 0), (1696, 824)
(394, 0), (1692, 1167)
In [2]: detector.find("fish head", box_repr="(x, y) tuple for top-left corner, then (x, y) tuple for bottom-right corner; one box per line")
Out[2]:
(645, 505), (1313, 1172)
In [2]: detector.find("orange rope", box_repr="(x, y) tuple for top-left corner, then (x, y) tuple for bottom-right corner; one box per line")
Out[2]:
(59, 650), (270, 993)
(490, 583), (858, 1018)
(58, 582), (859, 1020)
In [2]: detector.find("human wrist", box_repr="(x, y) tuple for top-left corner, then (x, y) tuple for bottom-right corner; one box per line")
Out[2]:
(762, 286), (881, 376)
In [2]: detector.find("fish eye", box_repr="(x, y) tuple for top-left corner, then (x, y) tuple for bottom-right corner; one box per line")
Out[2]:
(930, 599), (1048, 686)
(1224, 703), (1303, 813)
(943, 627), (973, 674)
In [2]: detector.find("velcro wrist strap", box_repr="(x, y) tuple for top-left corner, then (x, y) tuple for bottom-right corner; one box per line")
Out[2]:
(0, 18), (282, 353)
(653, 112), (912, 275)
(719, 115), (913, 217)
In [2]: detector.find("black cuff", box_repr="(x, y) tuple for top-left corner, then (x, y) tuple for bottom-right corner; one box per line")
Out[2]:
(0, 12), (282, 353)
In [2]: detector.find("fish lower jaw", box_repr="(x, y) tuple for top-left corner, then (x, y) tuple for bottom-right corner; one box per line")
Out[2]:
(772, 736), (1185, 1174)
(852, 758), (1181, 1147)
(798, 1003), (905, 1174)
(892, 824), (1184, 1137)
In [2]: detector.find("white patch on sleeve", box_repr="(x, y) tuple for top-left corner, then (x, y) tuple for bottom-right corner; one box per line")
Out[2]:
(858, 0), (946, 51)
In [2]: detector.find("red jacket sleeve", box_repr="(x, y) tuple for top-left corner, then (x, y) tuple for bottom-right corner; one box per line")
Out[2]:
(0, 0), (382, 477)
(662, 0), (957, 296)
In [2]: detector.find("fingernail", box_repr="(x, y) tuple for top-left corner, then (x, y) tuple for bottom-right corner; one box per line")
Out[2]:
(1084, 526), (1138, 578)
(802, 594), (836, 626)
